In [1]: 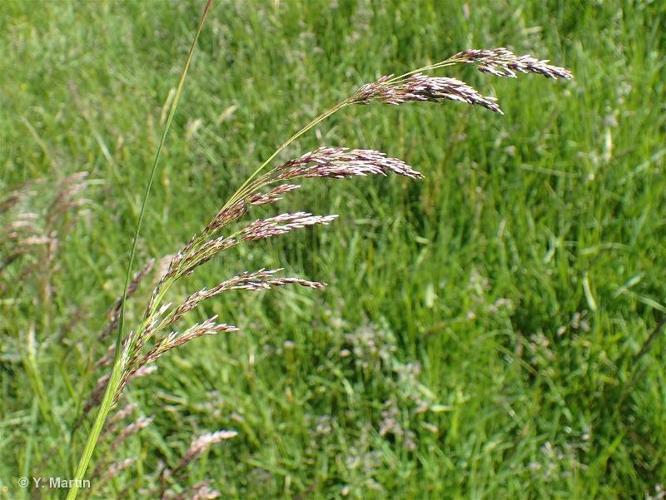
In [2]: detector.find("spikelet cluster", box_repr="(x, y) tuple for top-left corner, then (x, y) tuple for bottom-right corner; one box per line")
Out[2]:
(80, 46), (571, 491)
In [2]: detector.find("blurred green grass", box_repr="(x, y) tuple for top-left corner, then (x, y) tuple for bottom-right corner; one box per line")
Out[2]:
(1, 0), (665, 497)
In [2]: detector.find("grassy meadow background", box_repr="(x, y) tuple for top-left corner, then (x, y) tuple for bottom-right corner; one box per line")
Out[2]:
(1, 0), (665, 497)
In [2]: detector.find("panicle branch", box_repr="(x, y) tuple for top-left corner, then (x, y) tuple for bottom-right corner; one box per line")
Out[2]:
(352, 73), (502, 113)
(141, 317), (239, 366)
(277, 147), (423, 180)
(171, 268), (324, 324)
(351, 47), (572, 114)
(453, 47), (573, 79)
(240, 212), (338, 241)
(247, 184), (301, 205)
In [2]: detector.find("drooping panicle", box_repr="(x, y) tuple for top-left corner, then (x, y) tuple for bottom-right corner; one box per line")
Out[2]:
(248, 184), (301, 206)
(278, 147), (423, 180)
(166, 269), (323, 326)
(240, 212), (338, 241)
(454, 48), (573, 79)
(80, 45), (572, 460)
(352, 73), (502, 113)
(204, 200), (248, 233)
(141, 317), (239, 366)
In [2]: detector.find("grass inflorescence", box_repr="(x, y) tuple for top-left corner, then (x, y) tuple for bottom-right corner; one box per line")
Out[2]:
(1, 1), (664, 498)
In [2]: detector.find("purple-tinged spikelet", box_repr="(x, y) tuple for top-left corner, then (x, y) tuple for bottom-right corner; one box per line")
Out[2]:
(278, 147), (423, 180)
(352, 74), (502, 113)
(454, 48), (573, 79)
(240, 212), (338, 241)
(248, 184), (301, 205)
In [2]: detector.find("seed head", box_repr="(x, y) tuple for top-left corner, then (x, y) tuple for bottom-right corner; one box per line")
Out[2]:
(248, 184), (301, 206)
(240, 212), (338, 241)
(278, 147), (423, 180)
(352, 73), (502, 113)
(455, 48), (573, 79)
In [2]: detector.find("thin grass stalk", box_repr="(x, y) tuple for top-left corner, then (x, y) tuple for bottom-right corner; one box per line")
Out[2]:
(385, 58), (459, 84)
(66, 2), (213, 498)
(221, 101), (348, 211)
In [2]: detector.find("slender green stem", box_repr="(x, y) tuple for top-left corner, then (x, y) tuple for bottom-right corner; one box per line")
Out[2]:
(223, 57), (463, 211)
(221, 100), (350, 211)
(66, 2), (213, 498)
(118, 0), (213, 378)
(386, 58), (459, 84)
(171, 100), (352, 282)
